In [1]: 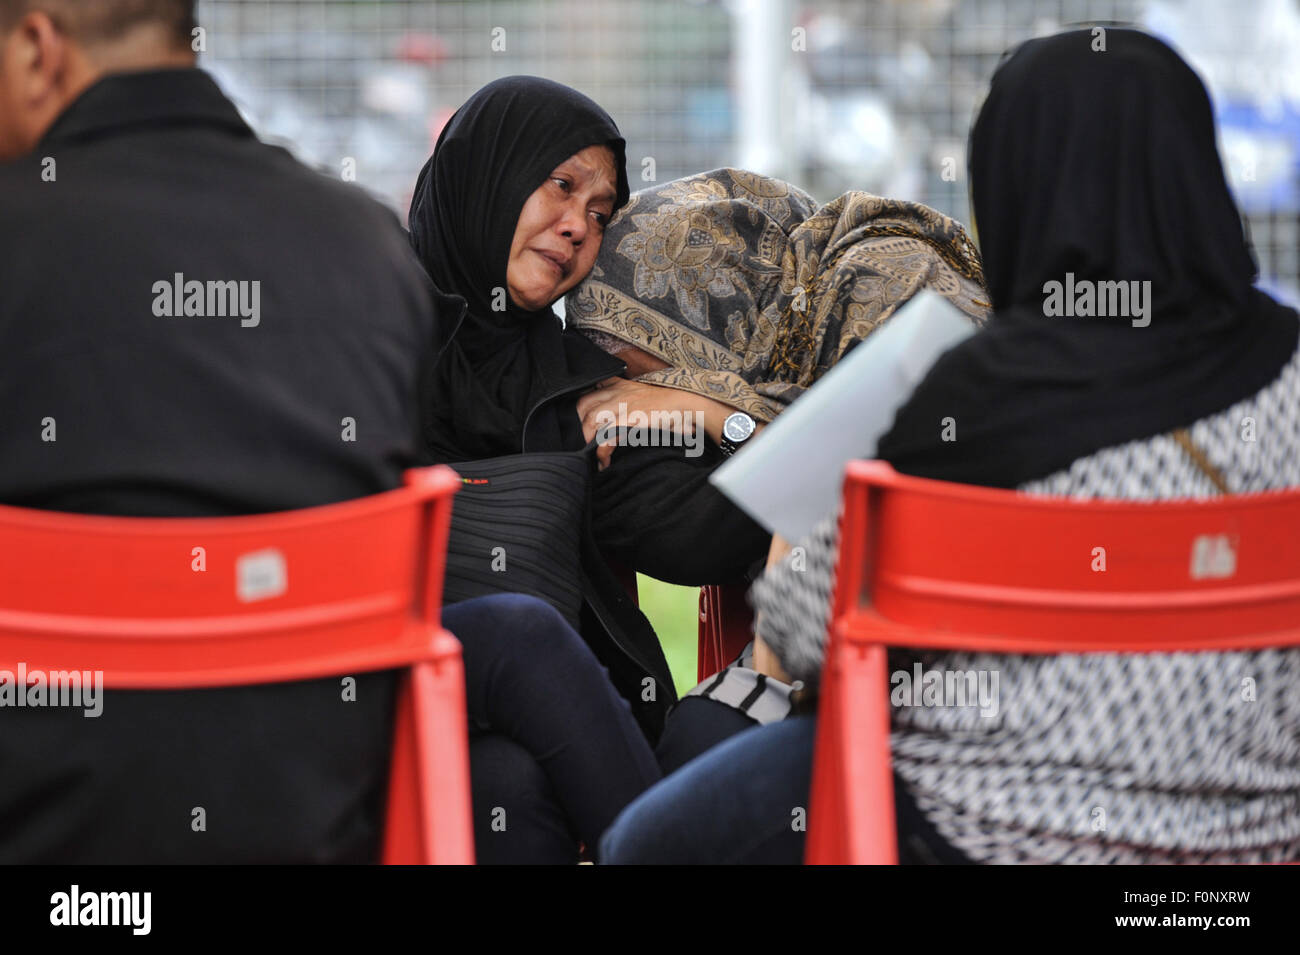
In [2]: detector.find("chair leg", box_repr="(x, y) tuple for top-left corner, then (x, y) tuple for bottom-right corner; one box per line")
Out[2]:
(718, 585), (755, 665)
(381, 670), (422, 864)
(698, 585), (756, 683)
(842, 643), (898, 864)
(381, 632), (475, 865)
(697, 586), (717, 683)
(415, 631), (475, 864)
(806, 639), (846, 864)
(807, 634), (897, 864)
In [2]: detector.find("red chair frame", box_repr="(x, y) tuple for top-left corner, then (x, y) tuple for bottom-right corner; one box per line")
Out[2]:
(0, 465), (473, 864)
(807, 460), (1300, 864)
(697, 584), (754, 682)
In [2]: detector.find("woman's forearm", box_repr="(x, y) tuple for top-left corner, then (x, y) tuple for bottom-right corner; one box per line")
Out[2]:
(679, 391), (765, 447)
(578, 376), (764, 454)
(750, 513), (841, 688)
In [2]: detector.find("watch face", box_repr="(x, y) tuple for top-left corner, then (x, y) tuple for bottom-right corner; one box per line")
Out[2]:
(723, 412), (756, 443)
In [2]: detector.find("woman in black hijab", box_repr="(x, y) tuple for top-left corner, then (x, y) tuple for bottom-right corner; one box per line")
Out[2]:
(408, 76), (674, 863)
(877, 28), (1299, 481)
(410, 75), (631, 460)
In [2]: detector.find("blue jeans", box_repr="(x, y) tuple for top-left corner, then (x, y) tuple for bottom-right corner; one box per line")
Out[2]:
(601, 715), (818, 864)
(600, 710), (974, 865)
(443, 594), (661, 864)
(654, 696), (758, 775)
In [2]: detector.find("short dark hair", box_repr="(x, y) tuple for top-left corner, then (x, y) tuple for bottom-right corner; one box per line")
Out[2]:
(0, 0), (196, 48)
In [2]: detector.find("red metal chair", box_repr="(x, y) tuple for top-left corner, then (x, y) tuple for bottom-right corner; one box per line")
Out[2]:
(807, 459), (1300, 864)
(0, 465), (473, 865)
(697, 584), (754, 682)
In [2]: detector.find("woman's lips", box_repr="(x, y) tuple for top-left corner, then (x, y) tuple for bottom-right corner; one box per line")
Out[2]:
(534, 249), (568, 277)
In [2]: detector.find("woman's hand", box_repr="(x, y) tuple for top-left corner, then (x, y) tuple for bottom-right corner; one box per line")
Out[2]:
(766, 533), (792, 570)
(577, 377), (693, 469)
(576, 376), (709, 468)
(577, 376), (696, 439)
(752, 627), (793, 684)
(575, 376), (757, 468)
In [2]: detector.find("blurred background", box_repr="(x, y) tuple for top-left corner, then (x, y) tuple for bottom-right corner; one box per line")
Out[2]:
(195, 0), (1300, 692)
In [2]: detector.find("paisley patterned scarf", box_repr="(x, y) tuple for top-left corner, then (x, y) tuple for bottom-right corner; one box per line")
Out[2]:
(565, 167), (990, 422)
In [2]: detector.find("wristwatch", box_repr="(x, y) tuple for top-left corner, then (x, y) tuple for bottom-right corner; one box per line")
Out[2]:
(719, 411), (756, 456)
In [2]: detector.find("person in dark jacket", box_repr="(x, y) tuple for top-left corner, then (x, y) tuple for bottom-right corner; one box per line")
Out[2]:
(0, 0), (445, 863)
(0, 1), (634, 866)
(407, 75), (673, 862)
(0, 0), (438, 862)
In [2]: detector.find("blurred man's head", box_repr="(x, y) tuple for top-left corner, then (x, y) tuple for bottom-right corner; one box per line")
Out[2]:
(0, 0), (196, 159)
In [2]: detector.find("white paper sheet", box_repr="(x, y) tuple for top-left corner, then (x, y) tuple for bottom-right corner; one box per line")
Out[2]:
(709, 290), (977, 541)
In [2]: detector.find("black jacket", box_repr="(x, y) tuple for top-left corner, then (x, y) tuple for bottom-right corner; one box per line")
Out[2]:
(426, 293), (679, 741)
(0, 69), (436, 862)
(590, 430), (772, 588)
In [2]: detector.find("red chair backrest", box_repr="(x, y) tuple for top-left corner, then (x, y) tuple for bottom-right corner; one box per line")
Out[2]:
(832, 460), (1300, 652)
(0, 465), (473, 864)
(0, 467), (461, 686)
(808, 460), (1300, 864)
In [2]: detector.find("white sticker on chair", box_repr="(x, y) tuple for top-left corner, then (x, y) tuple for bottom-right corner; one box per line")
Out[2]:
(1189, 534), (1237, 581)
(236, 548), (288, 602)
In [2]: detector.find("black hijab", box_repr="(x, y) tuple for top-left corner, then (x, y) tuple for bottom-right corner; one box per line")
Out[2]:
(877, 28), (1299, 487)
(409, 75), (630, 461)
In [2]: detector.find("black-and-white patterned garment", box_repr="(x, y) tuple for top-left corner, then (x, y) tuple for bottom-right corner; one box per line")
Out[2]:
(685, 640), (800, 723)
(684, 516), (843, 723)
(751, 337), (1300, 864)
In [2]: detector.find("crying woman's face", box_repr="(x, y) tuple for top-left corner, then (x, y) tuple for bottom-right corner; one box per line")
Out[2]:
(505, 144), (617, 311)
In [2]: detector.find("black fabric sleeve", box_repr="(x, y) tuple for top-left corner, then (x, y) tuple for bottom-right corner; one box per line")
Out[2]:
(590, 442), (771, 586)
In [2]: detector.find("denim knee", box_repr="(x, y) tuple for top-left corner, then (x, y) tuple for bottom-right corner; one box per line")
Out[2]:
(451, 592), (566, 634)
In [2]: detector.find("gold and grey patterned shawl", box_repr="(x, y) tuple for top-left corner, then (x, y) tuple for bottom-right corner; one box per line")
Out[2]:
(566, 168), (989, 422)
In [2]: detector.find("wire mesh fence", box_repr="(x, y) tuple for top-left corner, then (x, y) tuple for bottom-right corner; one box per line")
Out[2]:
(196, 0), (1300, 299)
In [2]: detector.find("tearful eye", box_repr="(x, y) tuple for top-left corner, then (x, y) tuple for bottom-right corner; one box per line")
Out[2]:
(591, 211), (610, 227)
(552, 177), (571, 192)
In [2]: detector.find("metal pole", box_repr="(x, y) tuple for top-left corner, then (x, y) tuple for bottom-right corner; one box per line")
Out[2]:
(730, 0), (792, 179)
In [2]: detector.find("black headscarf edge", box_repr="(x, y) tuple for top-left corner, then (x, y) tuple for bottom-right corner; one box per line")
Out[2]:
(879, 28), (1300, 488)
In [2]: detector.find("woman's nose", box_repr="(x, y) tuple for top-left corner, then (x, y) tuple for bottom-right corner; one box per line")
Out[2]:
(558, 204), (588, 244)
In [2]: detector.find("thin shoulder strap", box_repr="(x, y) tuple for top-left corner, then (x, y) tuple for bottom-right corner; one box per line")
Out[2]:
(1172, 428), (1231, 495)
